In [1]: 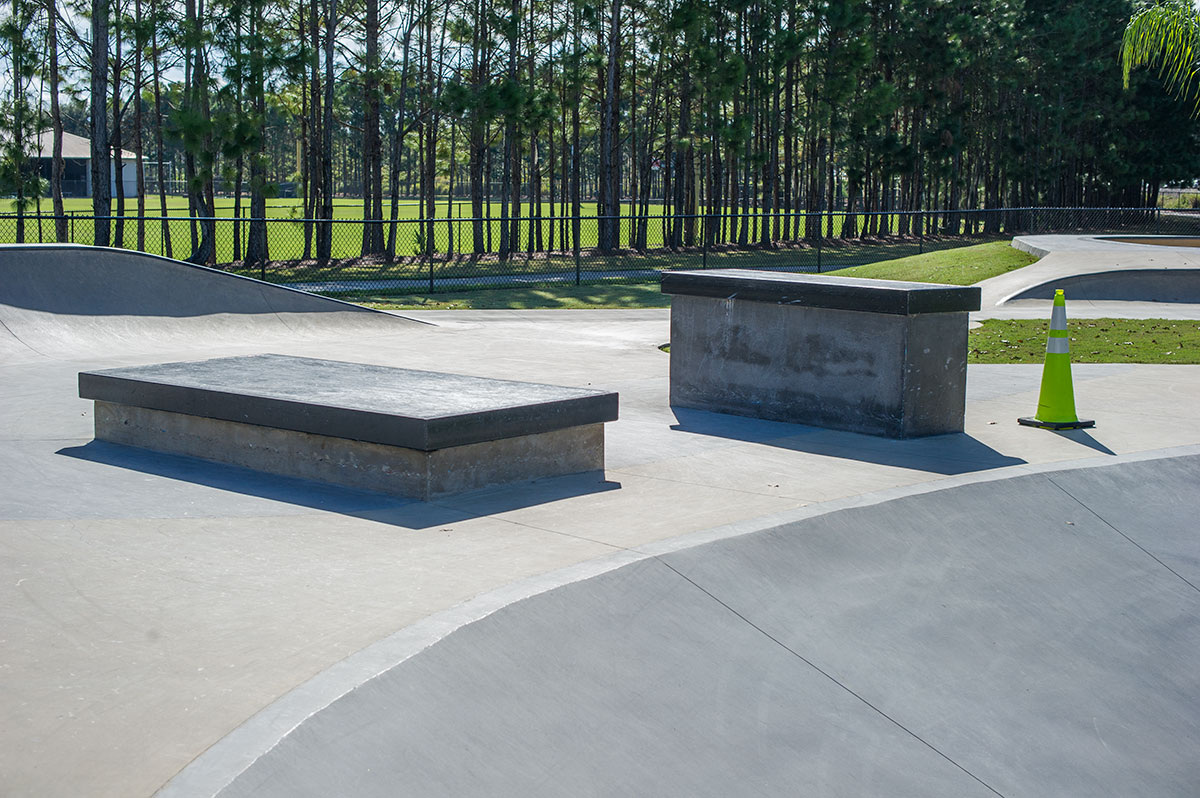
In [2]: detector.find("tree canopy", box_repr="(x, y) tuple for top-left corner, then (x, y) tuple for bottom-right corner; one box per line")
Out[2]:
(3, 0), (1199, 262)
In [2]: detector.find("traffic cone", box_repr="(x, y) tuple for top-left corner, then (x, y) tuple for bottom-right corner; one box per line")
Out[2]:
(1018, 289), (1095, 430)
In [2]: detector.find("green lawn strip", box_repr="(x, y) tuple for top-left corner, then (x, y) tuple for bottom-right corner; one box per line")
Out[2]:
(349, 239), (1034, 308)
(826, 240), (1036, 285)
(288, 238), (1009, 294)
(360, 283), (673, 310)
(970, 318), (1200, 364)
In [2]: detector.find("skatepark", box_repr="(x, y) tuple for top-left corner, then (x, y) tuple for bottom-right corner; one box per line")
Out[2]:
(2, 238), (1198, 797)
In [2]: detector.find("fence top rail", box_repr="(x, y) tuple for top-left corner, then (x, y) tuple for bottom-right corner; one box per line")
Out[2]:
(0, 206), (1166, 224)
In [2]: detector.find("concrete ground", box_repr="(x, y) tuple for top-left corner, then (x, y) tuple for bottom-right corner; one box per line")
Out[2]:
(1, 239), (1198, 797)
(179, 451), (1200, 798)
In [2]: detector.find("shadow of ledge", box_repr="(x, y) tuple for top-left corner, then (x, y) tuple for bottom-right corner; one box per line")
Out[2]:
(56, 440), (620, 530)
(669, 407), (1027, 475)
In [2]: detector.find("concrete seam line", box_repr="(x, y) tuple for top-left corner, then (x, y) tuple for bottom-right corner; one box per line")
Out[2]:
(658, 559), (1010, 798)
(154, 444), (1200, 797)
(1046, 476), (1200, 596)
(0, 313), (49, 358)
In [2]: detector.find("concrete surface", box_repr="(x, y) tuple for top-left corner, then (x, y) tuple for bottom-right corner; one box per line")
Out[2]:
(2, 240), (1199, 797)
(182, 451), (1200, 798)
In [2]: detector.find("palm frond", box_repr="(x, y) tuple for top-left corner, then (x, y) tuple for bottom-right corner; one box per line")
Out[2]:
(1122, 0), (1200, 113)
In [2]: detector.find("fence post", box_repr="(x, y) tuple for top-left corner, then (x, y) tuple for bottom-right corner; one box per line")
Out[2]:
(574, 215), (582, 285)
(702, 214), (709, 269)
(816, 228), (822, 273)
(918, 212), (924, 255)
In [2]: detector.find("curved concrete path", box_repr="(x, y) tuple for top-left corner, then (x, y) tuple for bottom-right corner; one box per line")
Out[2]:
(2, 244), (1199, 797)
(975, 234), (1200, 319)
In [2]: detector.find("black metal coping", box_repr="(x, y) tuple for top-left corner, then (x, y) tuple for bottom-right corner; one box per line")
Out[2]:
(661, 269), (981, 315)
(79, 354), (619, 451)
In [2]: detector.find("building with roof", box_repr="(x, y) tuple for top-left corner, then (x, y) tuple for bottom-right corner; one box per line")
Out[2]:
(28, 130), (140, 198)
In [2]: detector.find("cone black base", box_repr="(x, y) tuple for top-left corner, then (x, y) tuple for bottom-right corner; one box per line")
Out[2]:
(1018, 417), (1095, 430)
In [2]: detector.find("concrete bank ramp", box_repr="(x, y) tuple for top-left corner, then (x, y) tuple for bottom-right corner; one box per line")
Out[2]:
(0, 244), (419, 361)
(1005, 267), (1200, 303)
(179, 453), (1200, 798)
(989, 235), (1200, 310)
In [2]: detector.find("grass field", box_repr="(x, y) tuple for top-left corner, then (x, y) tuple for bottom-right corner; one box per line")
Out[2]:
(825, 240), (1039, 285)
(0, 196), (995, 270)
(362, 240), (1029, 307)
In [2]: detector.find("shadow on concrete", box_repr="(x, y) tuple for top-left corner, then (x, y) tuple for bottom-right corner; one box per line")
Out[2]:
(670, 407), (1026, 474)
(57, 441), (618, 529)
(394, 471), (622, 524)
(1048, 428), (1116, 455)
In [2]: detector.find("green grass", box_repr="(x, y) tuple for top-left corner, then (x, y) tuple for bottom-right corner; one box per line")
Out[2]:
(359, 240), (1032, 309)
(970, 319), (1200, 364)
(826, 240), (1037, 285)
(0, 196), (988, 268)
(361, 283), (673, 310)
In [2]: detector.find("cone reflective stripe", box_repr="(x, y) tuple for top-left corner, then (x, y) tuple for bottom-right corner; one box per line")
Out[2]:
(1018, 289), (1095, 430)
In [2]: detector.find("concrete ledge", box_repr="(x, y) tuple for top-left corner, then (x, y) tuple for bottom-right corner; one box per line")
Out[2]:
(661, 269), (980, 315)
(94, 402), (605, 501)
(1010, 237), (1053, 259)
(79, 354), (618, 499)
(664, 270), (978, 438)
(79, 354), (618, 451)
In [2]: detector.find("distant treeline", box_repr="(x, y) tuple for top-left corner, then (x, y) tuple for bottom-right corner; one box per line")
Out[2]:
(1, 0), (1197, 263)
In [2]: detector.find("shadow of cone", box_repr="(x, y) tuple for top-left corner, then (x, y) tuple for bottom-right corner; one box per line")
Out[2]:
(1018, 288), (1095, 430)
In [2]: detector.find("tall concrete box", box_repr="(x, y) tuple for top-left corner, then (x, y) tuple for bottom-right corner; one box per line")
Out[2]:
(662, 269), (981, 438)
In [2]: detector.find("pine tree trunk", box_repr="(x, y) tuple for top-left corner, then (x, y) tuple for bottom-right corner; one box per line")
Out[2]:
(245, 4), (269, 265)
(47, 0), (67, 242)
(317, 0), (335, 260)
(133, 0), (146, 251)
(91, 0), (111, 247)
(112, 0), (125, 248)
(361, 0), (384, 255)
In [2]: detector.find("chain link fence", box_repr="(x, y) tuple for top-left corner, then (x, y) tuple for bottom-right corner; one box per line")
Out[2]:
(1, 206), (1194, 298)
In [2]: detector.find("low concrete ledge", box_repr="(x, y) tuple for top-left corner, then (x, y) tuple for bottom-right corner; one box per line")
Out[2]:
(661, 269), (981, 315)
(662, 269), (980, 438)
(79, 354), (619, 500)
